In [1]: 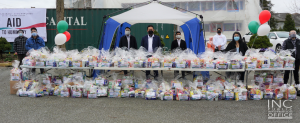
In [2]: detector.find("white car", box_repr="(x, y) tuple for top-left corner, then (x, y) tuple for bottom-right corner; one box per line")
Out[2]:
(268, 31), (300, 53)
(243, 32), (253, 43)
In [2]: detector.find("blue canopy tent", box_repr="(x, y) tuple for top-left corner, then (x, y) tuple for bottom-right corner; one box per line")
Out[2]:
(95, 2), (207, 78)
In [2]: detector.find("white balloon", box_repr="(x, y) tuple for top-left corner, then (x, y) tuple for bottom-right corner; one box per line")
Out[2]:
(55, 33), (67, 45)
(257, 23), (271, 36)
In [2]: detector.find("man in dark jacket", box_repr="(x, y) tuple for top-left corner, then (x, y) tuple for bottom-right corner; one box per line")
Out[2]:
(282, 30), (300, 88)
(118, 27), (137, 75)
(141, 25), (162, 79)
(13, 29), (28, 67)
(118, 27), (137, 50)
(25, 27), (45, 74)
(171, 31), (187, 78)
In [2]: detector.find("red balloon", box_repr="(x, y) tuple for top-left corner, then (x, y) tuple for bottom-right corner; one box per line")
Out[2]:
(259, 10), (271, 25)
(63, 31), (71, 42)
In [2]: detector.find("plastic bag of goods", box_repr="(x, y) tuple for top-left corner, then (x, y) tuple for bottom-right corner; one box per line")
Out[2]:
(10, 60), (22, 81)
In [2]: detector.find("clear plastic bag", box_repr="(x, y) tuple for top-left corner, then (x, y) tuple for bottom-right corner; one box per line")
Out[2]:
(10, 60), (22, 81)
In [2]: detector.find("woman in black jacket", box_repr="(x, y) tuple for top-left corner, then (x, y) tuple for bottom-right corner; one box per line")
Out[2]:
(224, 32), (248, 56)
(224, 32), (248, 81)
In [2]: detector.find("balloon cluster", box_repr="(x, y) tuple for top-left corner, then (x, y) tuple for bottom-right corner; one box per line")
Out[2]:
(248, 10), (271, 36)
(55, 20), (71, 45)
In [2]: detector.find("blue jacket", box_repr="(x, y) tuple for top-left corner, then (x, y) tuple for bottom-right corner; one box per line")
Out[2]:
(25, 35), (45, 51)
(141, 35), (161, 52)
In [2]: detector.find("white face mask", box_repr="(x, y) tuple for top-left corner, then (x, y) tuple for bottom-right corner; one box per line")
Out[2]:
(125, 30), (130, 35)
(176, 35), (181, 39)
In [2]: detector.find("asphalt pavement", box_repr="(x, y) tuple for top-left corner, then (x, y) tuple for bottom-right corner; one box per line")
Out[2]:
(0, 67), (299, 123)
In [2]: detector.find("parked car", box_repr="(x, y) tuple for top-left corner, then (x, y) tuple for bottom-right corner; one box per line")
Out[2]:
(243, 32), (253, 43)
(268, 31), (300, 53)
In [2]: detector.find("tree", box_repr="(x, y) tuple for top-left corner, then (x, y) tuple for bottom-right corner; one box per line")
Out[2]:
(260, 0), (278, 30)
(247, 34), (273, 49)
(153, 30), (165, 47)
(283, 14), (296, 31)
(287, 0), (300, 13)
(0, 37), (12, 60)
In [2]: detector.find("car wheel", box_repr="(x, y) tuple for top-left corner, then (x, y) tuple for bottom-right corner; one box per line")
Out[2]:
(276, 45), (281, 53)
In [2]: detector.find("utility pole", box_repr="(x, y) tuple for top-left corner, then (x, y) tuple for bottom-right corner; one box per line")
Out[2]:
(56, 0), (66, 50)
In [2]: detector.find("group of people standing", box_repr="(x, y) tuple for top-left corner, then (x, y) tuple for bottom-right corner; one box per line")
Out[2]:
(13, 25), (299, 87)
(13, 27), (45, 73)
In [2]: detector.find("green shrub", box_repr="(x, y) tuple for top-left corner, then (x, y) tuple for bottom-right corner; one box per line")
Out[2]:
(247, 34), (273, 49)
(0, 37), (12, 59)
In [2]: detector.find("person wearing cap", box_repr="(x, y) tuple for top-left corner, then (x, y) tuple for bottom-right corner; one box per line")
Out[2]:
(282, 30), (300, 89)
(13, 29), (28, 67)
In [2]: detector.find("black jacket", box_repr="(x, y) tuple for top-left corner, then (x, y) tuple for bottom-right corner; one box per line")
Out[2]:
(118, 35), (137, 49)
(171, 39), (187, 51)
(282, 38), (300, 59)
(13, 36), (28, 54)
(224, 39), (248, 56)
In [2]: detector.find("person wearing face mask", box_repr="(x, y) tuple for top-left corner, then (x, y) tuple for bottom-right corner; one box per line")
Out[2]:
(171, 31), (187, 78)
(118, 27), (137, 75)
(213, 28), (227, 52)
(141, 25), (162, 79)
(224, 32), (248, 56)
(118, 27), (137, 50)
(282, 30), (300, 89)
(224, 32), (248, 81)
(25, 27), (45, 74)
(13, 29), (28, 67)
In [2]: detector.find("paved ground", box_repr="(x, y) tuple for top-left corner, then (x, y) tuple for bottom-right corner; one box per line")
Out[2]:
(0, 67), (299, 123)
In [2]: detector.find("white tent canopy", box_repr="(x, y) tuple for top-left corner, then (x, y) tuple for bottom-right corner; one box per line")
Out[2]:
(111, 2), (195, 26)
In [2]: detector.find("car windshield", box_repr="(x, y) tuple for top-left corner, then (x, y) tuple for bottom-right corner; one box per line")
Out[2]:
(276, 32), (289, 38)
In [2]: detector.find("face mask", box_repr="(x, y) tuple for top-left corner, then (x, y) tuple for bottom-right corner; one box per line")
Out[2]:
(290, 34), (296, 38)
(217, 30), (221, 33)
(234, 37), (240, 41)
(125, 31), (130, 35)
(176, 35), (181, 39)
(148, 30), (153, 35)
(32, 32), (37, 36)
(19, 33), (23, 36)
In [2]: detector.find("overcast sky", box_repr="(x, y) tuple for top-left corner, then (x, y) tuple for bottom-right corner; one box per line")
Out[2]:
(0, 0), (298, 13)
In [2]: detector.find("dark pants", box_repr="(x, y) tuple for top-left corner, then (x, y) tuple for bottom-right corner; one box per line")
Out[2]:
(174, 71), (185, 78)
(17, 54), (26, 67)
(32, 68), (45, 74)
(123, 70), (128, 75)
(146, 70), (158, 79)
(284, 59), (300, 84)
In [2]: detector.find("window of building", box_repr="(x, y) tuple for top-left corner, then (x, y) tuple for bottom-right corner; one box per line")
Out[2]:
(227, 1), (239, 11)
(239, 0), (244, 10)
(201, 1), (213, 11)
(210, 23), (223, 32)
(174, 2), (187, 11)
(236, 23), (242, 31)
(214, 1), (226, 10)
(204, 24), (210, 32)
(188, 1), (200, 11)
(224, 23), (235, 31)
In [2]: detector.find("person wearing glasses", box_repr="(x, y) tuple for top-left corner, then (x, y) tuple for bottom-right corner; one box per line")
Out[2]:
(25, 27), (45, 74)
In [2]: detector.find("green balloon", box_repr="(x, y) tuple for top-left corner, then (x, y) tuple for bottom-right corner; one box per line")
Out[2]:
(57, 20), (68, 33)
(248, 21), (260, 34)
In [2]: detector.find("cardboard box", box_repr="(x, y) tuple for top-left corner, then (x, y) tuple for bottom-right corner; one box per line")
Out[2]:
(10, 81), (25, 95)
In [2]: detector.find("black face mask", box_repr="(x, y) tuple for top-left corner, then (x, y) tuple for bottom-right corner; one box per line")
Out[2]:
(217, 30), (221, 33)
(148, 30), (154, 35)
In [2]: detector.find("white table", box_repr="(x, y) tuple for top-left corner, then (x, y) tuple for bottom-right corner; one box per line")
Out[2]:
(20, 65), (94, 76)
